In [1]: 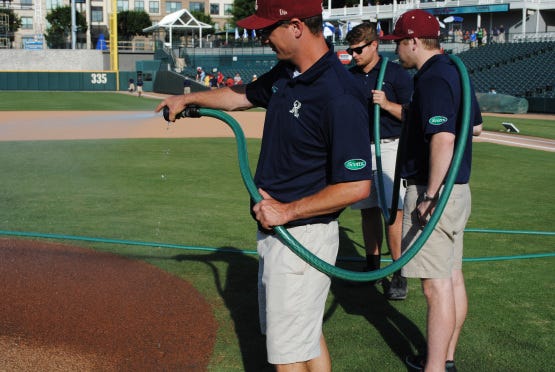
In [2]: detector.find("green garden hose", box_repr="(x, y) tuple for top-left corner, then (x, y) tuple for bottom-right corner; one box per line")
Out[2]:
(372, 56), (394, 224)
(167, 54), (471, 282)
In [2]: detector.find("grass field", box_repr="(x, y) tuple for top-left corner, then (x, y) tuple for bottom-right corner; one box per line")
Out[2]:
(0, 92), (553, 371)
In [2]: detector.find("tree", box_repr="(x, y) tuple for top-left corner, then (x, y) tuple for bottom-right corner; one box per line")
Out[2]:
(0, 8), (22, 34)
(117, 10), (151, 41)
(231, 0), (255, 27)
(190, 10), (215, 35)
(44, 6), (87, 49)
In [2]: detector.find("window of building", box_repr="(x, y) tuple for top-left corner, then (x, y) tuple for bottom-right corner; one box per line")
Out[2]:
(135, 0), (144, 11)
(46, 0), (64, 10)
(166, 1), (181, 13)
(20, 0), (33, 7)
(224, 3), (233, 16)
(189, 2), (204, 13)
(21, 16), (33, 30)
(210, 3), (219, 15)
(91, 6), (103, 22)
(117, 0), (129, 11)
(149, 1), (159, 14)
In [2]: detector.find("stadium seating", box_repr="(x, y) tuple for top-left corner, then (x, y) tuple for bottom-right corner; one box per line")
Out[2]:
(458, 41), (555, 97)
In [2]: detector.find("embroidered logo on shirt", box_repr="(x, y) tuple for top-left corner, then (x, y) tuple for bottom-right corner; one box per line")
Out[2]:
(429, 116), (448, 125)
(289, 100), (302, 118)
(344, 159), (367, 171)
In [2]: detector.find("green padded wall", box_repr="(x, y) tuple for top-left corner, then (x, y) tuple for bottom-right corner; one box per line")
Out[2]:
(0, 72), (117, 91)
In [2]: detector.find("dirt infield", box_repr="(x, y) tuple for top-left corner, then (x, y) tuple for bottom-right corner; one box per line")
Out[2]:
(0, 238), (217, 371)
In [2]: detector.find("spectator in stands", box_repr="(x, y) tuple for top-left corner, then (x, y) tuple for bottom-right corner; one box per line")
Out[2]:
(477, 28), (483, 46)
(470, 29), (477, 48)
(234, 72), (243, 85)
(489, 87), (497, 94)
(499, 25), (505, 43)
(481, 27), (488, 45)
(491, 26), (499, 43)
(183, 78), (191, 94)
(196, 67), (205, 82)
(225, 76), (234, 87)
(251, 74), (258, 82)
(203, 74), (211, 87)
(217, 71), (225, 88)
(455, 28), (463, 43)
(210, 74), (218, 89)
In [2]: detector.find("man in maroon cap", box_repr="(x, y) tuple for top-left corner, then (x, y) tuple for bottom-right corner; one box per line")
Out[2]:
(157, 1), (373, 370)
(382, 9), (482, 372)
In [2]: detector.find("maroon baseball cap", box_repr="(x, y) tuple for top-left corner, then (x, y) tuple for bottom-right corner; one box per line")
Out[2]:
(237, 0), (323, 30)
(381, 9), (440, 40)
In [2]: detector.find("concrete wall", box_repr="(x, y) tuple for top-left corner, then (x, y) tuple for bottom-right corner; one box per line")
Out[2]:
(0, 50), (105, 71)
(0, 50), (155, 72)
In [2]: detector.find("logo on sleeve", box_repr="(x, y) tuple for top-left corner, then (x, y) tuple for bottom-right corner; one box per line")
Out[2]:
(344, 159), (367, 171)
(429, 116), (448, 125)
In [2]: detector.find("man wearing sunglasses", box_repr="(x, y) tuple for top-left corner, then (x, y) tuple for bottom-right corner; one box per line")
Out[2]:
(157, 0), (373, 370)
(346, 22), (412, 300)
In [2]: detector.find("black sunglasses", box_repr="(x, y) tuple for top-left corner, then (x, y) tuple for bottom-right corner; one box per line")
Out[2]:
(257, 20), (289, 40)
(346, 40), (375, 55)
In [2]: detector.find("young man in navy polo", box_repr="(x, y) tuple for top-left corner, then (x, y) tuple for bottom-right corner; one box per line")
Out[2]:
(382, 9), (482, 372)
(157, 0), (373, 370)
(346, 22), (413, 300)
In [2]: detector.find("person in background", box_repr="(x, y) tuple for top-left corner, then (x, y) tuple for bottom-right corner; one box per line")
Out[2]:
(128, 78), (135, 93)
(136, 78), (143, 97)
(156, 0), (373, 369)
(345, 21), (413, 300)
(225, 76), (234, 87)
(183, 78), (191, 94)
(382, 9), (483, 372)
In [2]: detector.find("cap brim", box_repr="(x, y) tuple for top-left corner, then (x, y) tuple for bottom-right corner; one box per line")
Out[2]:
(380, 34), (405, 41)
(236, 14), (276, 30)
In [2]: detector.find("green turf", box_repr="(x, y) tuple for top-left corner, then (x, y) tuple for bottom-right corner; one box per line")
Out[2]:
(482, 115), (555, 139)
(0, 92), (553, 371)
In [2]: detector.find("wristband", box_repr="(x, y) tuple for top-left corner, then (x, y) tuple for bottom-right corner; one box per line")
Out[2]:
(422, 192), (438, 202)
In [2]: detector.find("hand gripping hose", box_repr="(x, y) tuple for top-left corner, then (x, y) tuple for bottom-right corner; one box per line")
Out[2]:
(163, 54), (471, 281)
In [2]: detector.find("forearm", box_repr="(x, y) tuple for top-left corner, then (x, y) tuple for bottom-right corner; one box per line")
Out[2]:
(427, 132), (455, 196)
(156, 85), (253, 120)
(382, 101), (403, 121)
(289, 180), (371, 220)
(254, 180), (371, 229)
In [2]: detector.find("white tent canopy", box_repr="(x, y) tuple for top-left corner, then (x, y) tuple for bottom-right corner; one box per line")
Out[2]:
(143, 9), (212, 48)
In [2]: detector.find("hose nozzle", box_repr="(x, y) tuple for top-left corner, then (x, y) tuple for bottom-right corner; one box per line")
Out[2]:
(163, 105), (201, 121)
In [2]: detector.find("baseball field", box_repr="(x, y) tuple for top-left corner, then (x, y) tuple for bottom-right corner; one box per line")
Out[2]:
(0, 92), (553, 371)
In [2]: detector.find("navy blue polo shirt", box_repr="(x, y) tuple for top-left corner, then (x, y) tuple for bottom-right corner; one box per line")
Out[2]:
(246, 49), (373, 226)
(349, 57), (412, 141)
(402, 54), (482, 184)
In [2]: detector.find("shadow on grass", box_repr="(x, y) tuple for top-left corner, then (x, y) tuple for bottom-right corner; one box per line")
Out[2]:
(172, 248), (273, 372)
(326, 226), (426, 366)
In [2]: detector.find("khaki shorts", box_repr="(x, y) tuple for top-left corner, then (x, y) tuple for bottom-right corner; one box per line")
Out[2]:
(401, 184), (471, 279)
(257, 222), (339, 365)
(351, 139), (405, 211)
